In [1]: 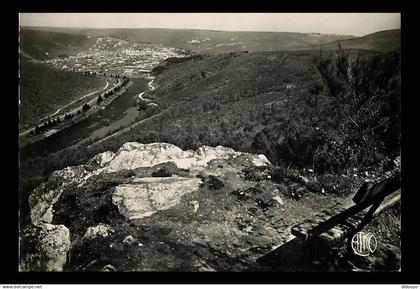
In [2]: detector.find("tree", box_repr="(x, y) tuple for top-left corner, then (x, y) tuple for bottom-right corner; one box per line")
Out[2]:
(314, 48), (400, 168)
(97, 95), (103, 104)
(82, 103), (90, 112)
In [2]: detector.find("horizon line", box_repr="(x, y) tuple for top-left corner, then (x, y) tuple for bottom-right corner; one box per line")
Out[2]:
(18, 25), (402, 37)
(18, 25), (401, 37)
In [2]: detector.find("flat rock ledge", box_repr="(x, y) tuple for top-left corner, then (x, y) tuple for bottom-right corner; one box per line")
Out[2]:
(22, 142), (272, 271)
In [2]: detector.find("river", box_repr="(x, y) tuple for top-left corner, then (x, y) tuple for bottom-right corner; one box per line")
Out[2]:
(20, 77), (148, 160)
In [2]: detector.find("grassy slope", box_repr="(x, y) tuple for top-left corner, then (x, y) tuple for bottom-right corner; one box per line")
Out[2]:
(312, 29), (400, 52)
(19, 58), (105, 131)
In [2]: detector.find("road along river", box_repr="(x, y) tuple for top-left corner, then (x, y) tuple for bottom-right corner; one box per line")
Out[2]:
(20, 77), (148, 160)
(19, 79), (114, 137)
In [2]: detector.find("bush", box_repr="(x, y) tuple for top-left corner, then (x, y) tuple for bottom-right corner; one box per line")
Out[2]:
(201, 175), (225, 190)
(314, 48), (401, 170)
(82, 103), (90, 112)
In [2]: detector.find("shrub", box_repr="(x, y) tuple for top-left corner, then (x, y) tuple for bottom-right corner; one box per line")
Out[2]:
(314, 48), (400, 170)
(202, 175), (225, 191)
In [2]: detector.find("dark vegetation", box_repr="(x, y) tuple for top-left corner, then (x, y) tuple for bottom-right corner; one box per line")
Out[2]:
(19, 58), (104, 131)
(31, 117), (61, 135)
(312, 48), (400, 172)
(151, 55), (204, 75)
(200, 175), (225, 191)
(151, 162), (190, 178)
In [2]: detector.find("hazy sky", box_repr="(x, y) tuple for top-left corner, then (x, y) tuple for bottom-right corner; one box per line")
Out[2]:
(20, 13), (401, 36)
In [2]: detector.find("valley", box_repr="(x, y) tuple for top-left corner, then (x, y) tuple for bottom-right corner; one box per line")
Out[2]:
(20, 77), (148, 159)
(18, 22), (401, 273)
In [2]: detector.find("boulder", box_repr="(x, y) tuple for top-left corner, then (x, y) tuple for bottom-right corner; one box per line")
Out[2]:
(101, 264), (117, 272)
(84, 223), (114, 239)
(23, 142), (279, 271)
(20, 223), (70, 272)
(97, 142), (271, 173)
(112, 176), (202, 220)
(29, 166), (90, 224)
(123, 235), (136, 245)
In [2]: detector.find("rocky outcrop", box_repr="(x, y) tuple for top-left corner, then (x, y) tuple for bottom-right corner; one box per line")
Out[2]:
(84, 224), (115, 239)
(22, 142), (359, 272)
(29, 166), (90, 224)
(20, 223), (70, 272)
(94, 142), (270, 172)
(112, 176), (203, 220)
(21, 166), (80, 272)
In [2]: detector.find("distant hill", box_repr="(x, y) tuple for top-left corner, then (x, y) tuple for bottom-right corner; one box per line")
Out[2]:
(19, 29), (97, 60)
(19, 27), (400, 60)
(20, 27), (355, 55)
(311, 29), (400, 52)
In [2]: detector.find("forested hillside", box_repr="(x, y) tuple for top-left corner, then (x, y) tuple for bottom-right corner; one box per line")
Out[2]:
(19, 29), (96, 60)
(19, 58), (105, 131)
(21, 49), (400, 180)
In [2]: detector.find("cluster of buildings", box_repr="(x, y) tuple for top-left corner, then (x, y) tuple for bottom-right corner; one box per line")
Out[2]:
(43, 36), (188, 77)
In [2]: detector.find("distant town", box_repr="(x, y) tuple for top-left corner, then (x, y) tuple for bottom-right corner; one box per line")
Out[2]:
(43, 36), (188, 76)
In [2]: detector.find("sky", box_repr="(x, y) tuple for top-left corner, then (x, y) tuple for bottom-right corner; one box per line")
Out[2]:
(20, 13), (401, 37)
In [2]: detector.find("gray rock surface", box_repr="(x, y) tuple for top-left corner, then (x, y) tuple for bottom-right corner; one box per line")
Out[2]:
(20, 223), (70, 272)
(22, 142), (369, 271)
(112, 176), (203, 220)
(84, 224), (114, 239)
